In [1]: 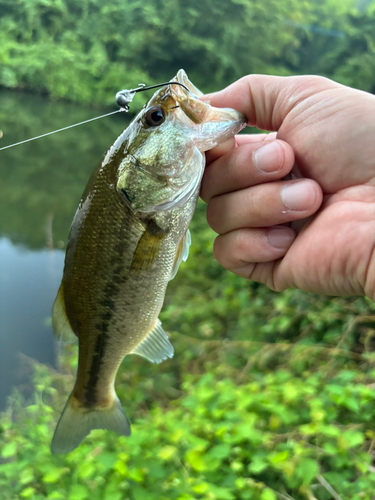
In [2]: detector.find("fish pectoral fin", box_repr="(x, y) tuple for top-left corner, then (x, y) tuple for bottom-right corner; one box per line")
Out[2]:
(130, 319), (174, 364)
(52, 284), (78, 343)
(51, 392), (130, 454)
(131, 219), (168, 272)
(170, 229), (191, 281)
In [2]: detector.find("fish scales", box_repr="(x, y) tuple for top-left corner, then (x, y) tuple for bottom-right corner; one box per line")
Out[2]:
(51, 69), (245, 454)
(65, 161), (193, 404)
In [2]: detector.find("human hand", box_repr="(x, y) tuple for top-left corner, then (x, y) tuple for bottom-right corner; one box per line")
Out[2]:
(201, 75), (375, 299)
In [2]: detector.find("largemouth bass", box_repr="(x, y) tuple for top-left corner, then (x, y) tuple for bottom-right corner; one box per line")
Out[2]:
(51, 69), (245, 454)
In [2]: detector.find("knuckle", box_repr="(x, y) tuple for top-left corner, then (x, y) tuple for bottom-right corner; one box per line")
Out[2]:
(199, 180), (209, 203)
(233, 230), (250, 261)
(214, 231), (252, 270)
(212, 236), (225, 265)
(245, 187), (261, 219)
(213, 234), (238, 269)
(206, 198), (222, 233)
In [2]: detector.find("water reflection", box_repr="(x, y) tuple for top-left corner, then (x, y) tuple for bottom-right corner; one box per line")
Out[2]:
(0, 89), (130, 248)
(0, 238), (63, 409)
(0, 90), (131, 407)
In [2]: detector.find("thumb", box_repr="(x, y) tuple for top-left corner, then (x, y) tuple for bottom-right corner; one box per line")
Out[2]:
(203, 74), (341, 132)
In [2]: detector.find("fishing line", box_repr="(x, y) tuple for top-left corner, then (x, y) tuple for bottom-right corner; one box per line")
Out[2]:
(0, 81), (190, 152)
(0, 109), (125, 152)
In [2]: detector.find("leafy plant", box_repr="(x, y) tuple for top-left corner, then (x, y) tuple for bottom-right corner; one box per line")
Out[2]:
(0, 0), (370, 105)
(1, 342), (375, 500)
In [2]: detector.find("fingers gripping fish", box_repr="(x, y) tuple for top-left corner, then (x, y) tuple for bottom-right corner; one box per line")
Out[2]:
(51, 70), (246, 454)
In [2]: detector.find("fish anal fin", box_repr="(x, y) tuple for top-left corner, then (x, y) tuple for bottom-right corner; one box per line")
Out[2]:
(51, 392), (130, 454)
(130, 319), (174, 364)
(170, 229), (191, 281)
(131, 219), (168, 272)
(52, 284), (77, 342)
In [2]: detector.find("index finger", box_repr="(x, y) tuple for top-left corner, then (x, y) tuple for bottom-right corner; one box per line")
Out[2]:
(202, 74), (340, 132)
(206, 132), (277, 165)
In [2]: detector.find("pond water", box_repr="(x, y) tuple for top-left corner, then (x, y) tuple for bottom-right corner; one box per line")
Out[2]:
(0, 90), (131, 409)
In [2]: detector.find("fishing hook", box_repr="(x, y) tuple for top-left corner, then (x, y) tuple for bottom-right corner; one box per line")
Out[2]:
(115, 81), (191, 110)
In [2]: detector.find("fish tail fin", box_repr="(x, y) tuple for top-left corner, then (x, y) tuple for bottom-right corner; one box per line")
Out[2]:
(51, 392), (131, 454)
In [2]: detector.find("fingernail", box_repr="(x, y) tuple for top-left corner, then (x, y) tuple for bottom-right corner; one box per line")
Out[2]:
(253, 141), (283, 173)
(281, 182), (315, 211)
(268, 227), (295, 248)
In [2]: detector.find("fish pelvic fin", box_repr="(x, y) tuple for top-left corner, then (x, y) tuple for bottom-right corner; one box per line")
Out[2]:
(170, 229), (191, 281)
(52, 283), (78, 343)
(51, 392), (131, 454)
(130, 319), (174, 364)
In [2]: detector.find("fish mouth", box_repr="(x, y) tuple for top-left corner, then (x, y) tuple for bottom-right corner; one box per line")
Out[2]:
(172, 69), (203, 98)
(170, 70), (245, 131)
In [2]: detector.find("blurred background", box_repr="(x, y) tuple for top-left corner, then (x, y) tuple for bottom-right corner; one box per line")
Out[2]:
(1, 0), (375, 499)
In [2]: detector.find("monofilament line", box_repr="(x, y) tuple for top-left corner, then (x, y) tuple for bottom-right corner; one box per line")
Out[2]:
(0, 109), (125, 152)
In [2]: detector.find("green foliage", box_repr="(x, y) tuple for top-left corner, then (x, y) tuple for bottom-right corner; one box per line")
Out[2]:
(321, 2), (375, 93)
(0, 0), (373, 105)
(1, 349), (375, 500)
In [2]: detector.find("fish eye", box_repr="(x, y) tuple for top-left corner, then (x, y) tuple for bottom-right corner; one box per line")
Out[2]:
(145, 106), (166, 127)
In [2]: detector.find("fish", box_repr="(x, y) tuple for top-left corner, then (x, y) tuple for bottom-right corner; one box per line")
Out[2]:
(51, 69), (246, 454)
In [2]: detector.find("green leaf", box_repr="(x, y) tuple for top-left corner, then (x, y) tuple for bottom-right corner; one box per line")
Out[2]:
(43, 467), (68, 483)
(208, 444), (231, 459)
(48, 493), (66, 500)
(207, 485), (235, 500)
(269, 451), (289, 464)
(77, 461), (96, 480)
(103, 492), (123, 500)
(20, 487), (35, 498)
(248, 457), (268, 474)
(97, 452), (118, 472)
(19, 468), (35, 485)
(114, 460), (127, 476)
(128, 468), (145, 482)
(295, 458), (318, 485)
(1, 442), (17, 458)
(69, 485), (89, 500)
(158, 445), (177, 461)
(340, 430), (365, 449)
(260, 489), (277, 500)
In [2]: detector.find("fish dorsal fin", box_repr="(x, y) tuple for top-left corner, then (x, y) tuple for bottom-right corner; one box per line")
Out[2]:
(170, 229), (191, 281)
(52, 284), (78, 343)
(131, 219), (168, 272)
(130, 320), (174, 364)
